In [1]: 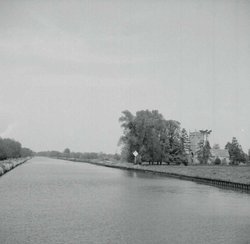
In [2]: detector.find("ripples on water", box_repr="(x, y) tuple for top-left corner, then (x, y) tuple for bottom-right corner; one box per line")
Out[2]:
(0, 157), (249, 244)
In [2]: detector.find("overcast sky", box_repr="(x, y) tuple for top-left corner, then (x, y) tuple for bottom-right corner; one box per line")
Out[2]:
(0, 0), (249, 153)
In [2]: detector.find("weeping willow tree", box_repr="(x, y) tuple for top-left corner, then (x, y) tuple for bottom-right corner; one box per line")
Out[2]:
(118, 110), (188, 164)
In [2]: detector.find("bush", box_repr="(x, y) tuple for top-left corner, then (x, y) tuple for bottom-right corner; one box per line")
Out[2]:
(214, 157), (221, 165)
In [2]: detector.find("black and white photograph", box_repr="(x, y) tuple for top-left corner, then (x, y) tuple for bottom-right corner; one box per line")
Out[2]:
(0, 0), (250, 243)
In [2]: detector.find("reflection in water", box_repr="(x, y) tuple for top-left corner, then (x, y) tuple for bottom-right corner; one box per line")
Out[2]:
(122, 169), (160, 179)
(123, 170), (137, 178)
(123, 170), (144, 178)
(0, 157), (249, 244)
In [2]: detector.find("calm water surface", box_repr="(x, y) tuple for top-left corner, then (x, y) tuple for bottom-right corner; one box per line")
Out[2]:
(0, 157), (250, 244)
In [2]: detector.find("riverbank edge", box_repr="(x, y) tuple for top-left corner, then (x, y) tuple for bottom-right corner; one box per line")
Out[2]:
(60, 158), (250, 192)
(0, 157), (31, 177)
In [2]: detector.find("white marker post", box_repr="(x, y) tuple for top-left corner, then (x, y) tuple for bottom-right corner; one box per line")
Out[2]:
(133, 151), (138, 165)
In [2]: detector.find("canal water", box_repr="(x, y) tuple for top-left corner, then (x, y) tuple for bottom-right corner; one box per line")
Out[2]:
(0, 157), (249, 244)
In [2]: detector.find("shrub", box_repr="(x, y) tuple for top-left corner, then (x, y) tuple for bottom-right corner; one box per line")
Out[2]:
(214, 157), (221, 165)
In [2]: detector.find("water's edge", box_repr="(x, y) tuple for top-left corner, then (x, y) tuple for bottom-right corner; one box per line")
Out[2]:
(60, 158), (250, 193)
(0, 157), (31, 177)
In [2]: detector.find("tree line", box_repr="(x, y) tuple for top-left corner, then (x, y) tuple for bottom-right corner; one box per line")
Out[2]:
(119, 110), (249, 165)
(36, 148), (121, 161)
(196, 136), (249, 165)
(0, 137), (34, 160)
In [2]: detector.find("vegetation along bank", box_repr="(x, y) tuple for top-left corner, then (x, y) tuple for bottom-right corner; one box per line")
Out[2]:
(64, 158), (250, 192)
(0, 137), (34, 177)
(0, 157), (31, 177)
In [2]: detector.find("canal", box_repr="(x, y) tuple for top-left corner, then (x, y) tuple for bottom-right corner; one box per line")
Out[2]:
(0, 157), (249, 244)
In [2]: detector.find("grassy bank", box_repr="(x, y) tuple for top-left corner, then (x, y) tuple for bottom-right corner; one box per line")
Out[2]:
(0, 157), (30, 176)
(63, 158), (250, 191)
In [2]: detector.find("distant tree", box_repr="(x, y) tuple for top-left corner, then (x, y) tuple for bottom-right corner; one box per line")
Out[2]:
(64, 148), (70, 154)
(153, 119), (183, 165)
(0, 138), (7, 160)
(80, 152), (99, 160)
(180, 128), (190, 164)
(180, 128), (190, 153)
(214, 157), (221, 165)
(50, 151), (62, 158)
(243, 153), (248, 164)
(20, 147), (34, 157)
(3, 138), (22, 158)
(113, 153), (121, 161)
(225, 137), (245, 164)
(0, 137), (22, 160)
(197, 140), (211, 164)
(36, 151), (61, 157)
(120, 144), (130, 162)
(213, 144), (220, 149)
(70, 152), (82, 159)
(118, 110), (136, 162)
